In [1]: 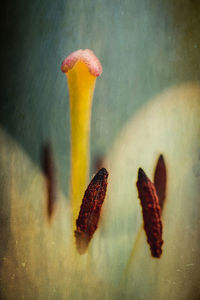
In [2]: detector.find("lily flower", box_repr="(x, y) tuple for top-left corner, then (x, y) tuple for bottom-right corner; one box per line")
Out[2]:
(0, 45), (199, 300)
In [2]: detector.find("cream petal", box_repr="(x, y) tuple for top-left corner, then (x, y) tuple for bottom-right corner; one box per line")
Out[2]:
(91, 82), (200, 299)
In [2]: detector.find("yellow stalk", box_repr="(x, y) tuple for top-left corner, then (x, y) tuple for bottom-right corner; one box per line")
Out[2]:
(61, 49), (102, 229)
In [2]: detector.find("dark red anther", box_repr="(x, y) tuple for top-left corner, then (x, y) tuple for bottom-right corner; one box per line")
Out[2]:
(75, 168), (109, 254)
(41, 143), (57, 220)
(136, 168), (163, 258)
(154, 154), (167, 212)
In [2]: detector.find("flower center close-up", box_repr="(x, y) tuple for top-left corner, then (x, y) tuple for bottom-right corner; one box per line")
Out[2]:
(1, 2), (200, 299)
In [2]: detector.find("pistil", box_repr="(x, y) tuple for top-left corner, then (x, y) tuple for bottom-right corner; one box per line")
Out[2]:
(61, 49), (102, 228)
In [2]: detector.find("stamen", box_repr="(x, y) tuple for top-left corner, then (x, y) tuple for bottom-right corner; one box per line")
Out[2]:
(41, 143), (57, 220)
(154, 154), (167, 211)
(136, 168), (163, 258)
(75, 168), (108, 254)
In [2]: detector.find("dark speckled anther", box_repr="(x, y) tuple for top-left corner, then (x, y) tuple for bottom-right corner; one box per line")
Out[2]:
(75, 168), (108, 254)
(136, 168), (163, 258)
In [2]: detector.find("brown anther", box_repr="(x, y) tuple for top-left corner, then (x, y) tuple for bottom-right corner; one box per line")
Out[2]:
(154, 154), (167, 212)
(41, 143), (57, 220)
(136, 168), (163, 258)
(75, 168), (108, 254)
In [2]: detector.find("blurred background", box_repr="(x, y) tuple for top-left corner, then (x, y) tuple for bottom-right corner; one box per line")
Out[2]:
(1, 0), (200, 198)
